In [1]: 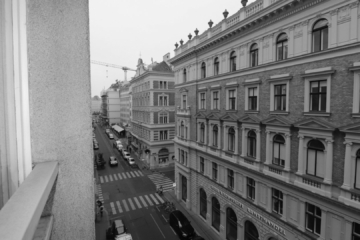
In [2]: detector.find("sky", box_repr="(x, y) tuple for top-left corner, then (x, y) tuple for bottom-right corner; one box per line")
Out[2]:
(89, 0), (256, 97)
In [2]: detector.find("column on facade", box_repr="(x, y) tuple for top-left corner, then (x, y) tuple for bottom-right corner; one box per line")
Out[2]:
(350, 2), (359, 42)
(197, 122), (200, 142)
(220, 209), (226, 239)
(303, 20), (309, 54)
(342, 141), (353, 189)
(223, 52), (229, 74)
(187, 121), (191, 140)
(330, 9), (338, 48)
(265, 131), (271, 164)
(241, 127), (246, 157)
(324, 139), (334, 184)
(186, 177), (191, 209)
(298, 200), (306, 231)
(234, 127), (239, 155)
(269, 34), (274, 62)
(209, 123), (213, 146)
(288, 26), (295, 57)
(266, 185), (272, 212)
(255, 129), (261, 162)
(206, 199), (211, 225)
(284, 133), (291, 171)
(236, 46), (241, 70)
(245, 43), (250, 68)
(258, 38), (263, 65)
(297, 135), (305, 175)
(223, 125), (227, 151)
(205, 121), (208, 145)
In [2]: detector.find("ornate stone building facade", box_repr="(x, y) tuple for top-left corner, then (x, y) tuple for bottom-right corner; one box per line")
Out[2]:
(129, 54), (176, 169)
(170, 0), (360, 239)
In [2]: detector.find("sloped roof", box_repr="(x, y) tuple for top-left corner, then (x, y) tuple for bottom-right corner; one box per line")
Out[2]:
(152, 61), (172, 72)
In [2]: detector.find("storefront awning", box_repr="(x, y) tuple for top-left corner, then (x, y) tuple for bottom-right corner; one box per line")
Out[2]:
(112, 125), (124, 133)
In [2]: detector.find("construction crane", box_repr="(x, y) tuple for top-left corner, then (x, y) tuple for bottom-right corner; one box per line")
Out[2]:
(91, 60), (136, 81)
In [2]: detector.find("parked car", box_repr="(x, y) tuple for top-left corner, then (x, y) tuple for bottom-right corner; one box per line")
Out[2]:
(127, 157), (135, 166)
(169, 210), (195, 240)
(93, 142), (99, 150)
(121, 149), (129, 156)
(123, 153), (131, 161)
(108, 133), (114, 139)
(105, 129), (111, 134)
(130, 163), (139, 169)
(109, 156), (118, 167)
(117, 145), (123, 152)
(106, 219), (130, 240)
(95, 153), (105, 169)
(192, 236), (205, 240)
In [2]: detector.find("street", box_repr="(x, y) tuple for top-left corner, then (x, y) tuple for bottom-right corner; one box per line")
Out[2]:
(94, 124), (179, 240)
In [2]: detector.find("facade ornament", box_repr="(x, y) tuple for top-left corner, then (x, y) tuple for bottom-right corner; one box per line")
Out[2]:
(330, 9), (338, 16)
(188, 33), (192, 40)
(180, 39), (184, 45)
(285, 134), (292, 138)
(325, 139), (334, 144)
(343, 141), (353, 146)
(289, 25), (295, 31)
(350, 2), (359, 9)
(241, 0), (248, 7)
(298, 134), (304, 139)
(194, 28), (199, 36)
(175, 42), (179, 48)
(208, 20), (213, 28)
(223, 9), (229, 19)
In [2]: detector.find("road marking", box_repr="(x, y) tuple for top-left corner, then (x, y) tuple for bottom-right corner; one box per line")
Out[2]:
(109, 175), (113, 182)
(162, 215), (168, 222)
(110, 202), (116, 215)
(122, 200), (129, 212)
(126, 172), (131, 178)
(138, 171), (143, 176)
(122, 173), (127, 179)
(145, 195), (153, 206)
(116, 201), (123, 213)
(130, 172), (136, 177)
(133, 197), (142, 209)
(117, 173), (122, 180)
(113, 174), (118, 181)
(155, 193), (165, 203)
(150, 194), (159, 205)
(150, 214), (165, 239)
(139, 196), (147, 207)
(134, 171), (140, 177)
(128, 198), (136, 210)
(100, 176), (104, 183)
(104, 175), (109, 182)
(170, 225), (176, 235)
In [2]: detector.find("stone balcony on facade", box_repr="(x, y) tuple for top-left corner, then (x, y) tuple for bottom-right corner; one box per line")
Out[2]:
(177, 106), (191, 117)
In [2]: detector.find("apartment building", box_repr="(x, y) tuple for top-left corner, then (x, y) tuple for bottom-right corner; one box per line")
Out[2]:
(129, 54), (176, 169)
(119, 83), (131, 127)
(170, 0), (360, 239)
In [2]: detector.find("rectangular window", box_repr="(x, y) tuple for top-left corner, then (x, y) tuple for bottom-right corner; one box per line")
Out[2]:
(181, 150), (185, 164)
(228, 90), (236, 110)
(164, 96), (168, 106)
(310, 80), (327, 112)
(200, 157), (205, 174)
(274, 84), (286, 111)
(228, 169), (234, 190)
(200, 93), (206, 109)
(160, 81), (163, 89)
(160, 131), (168, 140)
(159, 96), (163, 106)
(164, 81), (167, 89)
(353, 222), (360, 240)
(305, 203), (322, 235)
(355, 157), (360, 189)
(212, 163), (218, 181)
(272, 188), (283, 215)
(247, 177), (256, 200)
(182, 95), (187, 109)
(248, 87), (258, 110)
(213, 91), (219, 110)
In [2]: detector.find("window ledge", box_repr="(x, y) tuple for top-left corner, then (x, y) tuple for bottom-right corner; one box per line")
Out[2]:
(245, 110), (259, 114)
(199, 109), (207, 111)
(226, 110), (237, 113)
(270, 111), (289, 115)
(211, 109), (221, 112)
(352, 113), (360, 118)
(303, 112), (331, 117)
(0, 161), (59, 240)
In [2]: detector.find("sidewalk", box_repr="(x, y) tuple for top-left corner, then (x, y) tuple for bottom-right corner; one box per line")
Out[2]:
(164, 191), (220, 240)
(95, 209), (110, 240)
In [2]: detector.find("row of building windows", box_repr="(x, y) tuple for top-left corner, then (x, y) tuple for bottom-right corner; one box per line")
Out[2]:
(133, 82), (150, 93)
(182, 18), (329, 82)
(197, 158), (360, 238)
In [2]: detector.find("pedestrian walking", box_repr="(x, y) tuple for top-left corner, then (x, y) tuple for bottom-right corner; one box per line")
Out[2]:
(100, 205), (104, 217)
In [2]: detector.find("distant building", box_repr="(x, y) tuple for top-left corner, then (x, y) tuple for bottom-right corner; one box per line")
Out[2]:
(119, 83), (131, 127)
(129, 54), (176, 169)
(91, 96), (101, 113)
(100, 85), (121, 125)
(170, 0), (360, 239)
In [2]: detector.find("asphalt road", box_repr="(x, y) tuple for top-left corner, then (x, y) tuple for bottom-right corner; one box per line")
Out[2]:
(94, 125), (179, 240)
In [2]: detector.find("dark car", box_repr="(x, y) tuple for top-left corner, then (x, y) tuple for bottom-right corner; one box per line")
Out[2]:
(192, 236), (205, 240)
(169, 210), (195, 240)
(106, 219), (127, 239)
(95, 153), (105, 169)
(130, 163), (139, 169)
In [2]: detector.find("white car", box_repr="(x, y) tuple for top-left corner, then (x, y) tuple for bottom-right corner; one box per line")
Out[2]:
(108, 133), (114, 139)
(123, 153), (130, 161)
(127, 157), (135, 165)
(105, 129), (110, 133)
(109, 156), (118, 166)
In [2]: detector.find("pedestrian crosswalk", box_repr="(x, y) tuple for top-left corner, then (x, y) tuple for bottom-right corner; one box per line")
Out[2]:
(100, 170), (144, 183)
(147, 173), (175, 192)
(108, 193), (164, 215)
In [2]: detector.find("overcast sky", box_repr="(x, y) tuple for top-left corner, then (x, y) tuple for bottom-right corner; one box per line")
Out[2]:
(89, 0), (256, 97)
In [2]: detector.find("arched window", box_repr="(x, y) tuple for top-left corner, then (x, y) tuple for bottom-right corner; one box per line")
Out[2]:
(276, 33), (288, 61)
(312, 19), (328, 52)
(200, 188), (207, 219)
(230, 51), (236, 72)
(247, 130), (256, 158)
(180, 121), (185, 138)
(273, 134), (285, 167)
(213, 125), (218, 147)
(307, 140), (325, 178)
(244, 221), (259, 240)
(183, 69), (187, 83)
(212, 197), (220, 231)
(355, 149), (360, 189)
(158, 148), (169, 164)
(200, 123), (205, 143)
(226, 208), (237, 240)
(201, 62), (206, 79)
(214, 57), (219, 76)
(228, 127), (235, 152)
(250, 43), (258, 67)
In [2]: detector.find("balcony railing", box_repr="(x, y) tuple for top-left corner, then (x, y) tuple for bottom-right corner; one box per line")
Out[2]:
(0, 161), (59, 240)
(177, 106), (191, 116)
